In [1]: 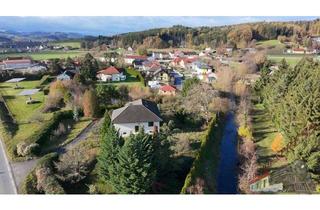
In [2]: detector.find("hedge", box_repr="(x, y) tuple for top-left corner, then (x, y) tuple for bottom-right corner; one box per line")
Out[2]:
(25, 110), (73, 155)
(180, 113), (225, 194)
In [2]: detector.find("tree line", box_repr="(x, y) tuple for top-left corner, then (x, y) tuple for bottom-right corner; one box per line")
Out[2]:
(81, 19), (320, 49)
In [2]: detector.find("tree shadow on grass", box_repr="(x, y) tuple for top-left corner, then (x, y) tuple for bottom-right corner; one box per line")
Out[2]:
(0, 101), (19, 136)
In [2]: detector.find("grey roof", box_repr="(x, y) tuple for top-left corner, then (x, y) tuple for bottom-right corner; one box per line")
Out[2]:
(111, 99), (162, 124)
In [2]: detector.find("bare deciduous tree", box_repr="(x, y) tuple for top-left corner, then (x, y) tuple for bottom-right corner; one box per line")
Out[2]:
(183, 82), (218, 124)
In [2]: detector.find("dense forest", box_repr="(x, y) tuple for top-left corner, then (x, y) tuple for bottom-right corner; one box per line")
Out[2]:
(255, 58), (320, 180)
(81, 19), (320, 49)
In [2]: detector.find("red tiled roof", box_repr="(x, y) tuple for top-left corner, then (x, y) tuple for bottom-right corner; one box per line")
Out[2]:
(144, 60), (160, 67)
(98, 66), (121, 75)
(125, 55), (148, 60)
(160, 85), (176, 92)
(249, 172), (270, 185)
(173, 57), (198, 64)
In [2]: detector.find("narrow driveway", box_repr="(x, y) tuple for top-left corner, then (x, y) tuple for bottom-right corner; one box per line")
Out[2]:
(0, 139), (17, 194)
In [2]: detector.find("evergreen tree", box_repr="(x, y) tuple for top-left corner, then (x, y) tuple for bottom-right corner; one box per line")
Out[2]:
(80, 53), (99, 81)
(111, 130), (156, 194)
(97, 113), (123, 182)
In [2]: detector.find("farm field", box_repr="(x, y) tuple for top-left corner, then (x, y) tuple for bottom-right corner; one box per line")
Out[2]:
(49, 41), (82, 48)
(0, 50), (88, 60)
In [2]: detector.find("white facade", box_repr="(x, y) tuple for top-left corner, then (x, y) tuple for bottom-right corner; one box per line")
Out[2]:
(114, 121), (160, 137)
(97, 73), (126, 82)
(124, 58), (135, 65)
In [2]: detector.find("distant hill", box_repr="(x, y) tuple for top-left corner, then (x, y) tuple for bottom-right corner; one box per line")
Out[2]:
(0, 30), (84, 43)
(82, 19), (320, 49)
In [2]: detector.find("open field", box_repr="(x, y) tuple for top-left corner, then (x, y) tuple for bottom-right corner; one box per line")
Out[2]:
(0, 50), (88, 60)
(268, 54), (318, 66)
(252, 103), (287, 171)
(256, 39), (284, 48)
(49, 41), (82, 49)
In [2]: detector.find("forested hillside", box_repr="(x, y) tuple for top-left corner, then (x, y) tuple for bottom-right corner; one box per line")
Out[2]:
(82, 19), (320, 49)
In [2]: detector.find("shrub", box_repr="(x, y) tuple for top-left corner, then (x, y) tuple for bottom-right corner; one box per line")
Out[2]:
(16, 142), (40, 157)
(20, 153), (60, 194)
(271, 133), (284, 153)
(238, 126), (252, 140)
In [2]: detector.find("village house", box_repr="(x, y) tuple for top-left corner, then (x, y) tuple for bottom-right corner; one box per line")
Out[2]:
(191, 61), (216, 82)
(142, 60), (162, 74)
(111, 99), (162, 137)
(96, 66), (126, 82)
(171, 56), (198, 69)
(124, 55), (148, 65)
(57, 70), (76, 81)
(169, 51), (184, 59)
(158, 84), (176, 96)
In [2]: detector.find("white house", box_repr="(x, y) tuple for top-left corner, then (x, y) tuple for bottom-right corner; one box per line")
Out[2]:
(124, 55), (148, 65)
(111, 99), (162, 137)
(96, 66), (126, 82)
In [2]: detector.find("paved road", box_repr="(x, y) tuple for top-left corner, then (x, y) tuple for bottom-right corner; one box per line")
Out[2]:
(0, 139), (17, 194)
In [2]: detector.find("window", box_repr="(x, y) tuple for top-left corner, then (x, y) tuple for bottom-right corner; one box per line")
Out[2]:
(148, 122), (154, 127)
(135, 125), (139, 132)
(123, 132), (127, 135)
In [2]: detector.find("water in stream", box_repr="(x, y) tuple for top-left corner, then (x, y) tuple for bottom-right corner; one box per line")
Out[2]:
(216, 112), (238, 194)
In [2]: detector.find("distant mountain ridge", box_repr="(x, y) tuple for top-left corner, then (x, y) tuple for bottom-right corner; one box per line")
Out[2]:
(0, 30), (84, 43)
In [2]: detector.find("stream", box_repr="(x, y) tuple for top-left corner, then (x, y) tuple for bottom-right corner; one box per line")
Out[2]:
(216, 112), (238, 194)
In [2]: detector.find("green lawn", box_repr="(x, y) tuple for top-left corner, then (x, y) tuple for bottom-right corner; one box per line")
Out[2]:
(0, 50), (87, 60)
(268, 54), (317, 66)
(257, 39), (284, 48)
(49, 41), (82, 49)
(252, 103), (287, 171)
(0, 80), (53, 158)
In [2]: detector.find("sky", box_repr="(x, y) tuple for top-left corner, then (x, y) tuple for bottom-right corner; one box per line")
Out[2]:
(0, 16), (319, 36)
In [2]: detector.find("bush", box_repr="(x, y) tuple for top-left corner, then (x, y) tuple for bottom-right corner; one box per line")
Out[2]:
(238, 126), (252, 140)
(271, 133), (284, 153)
(20, 153), (60, 194)
(16, 142), (39, 157)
